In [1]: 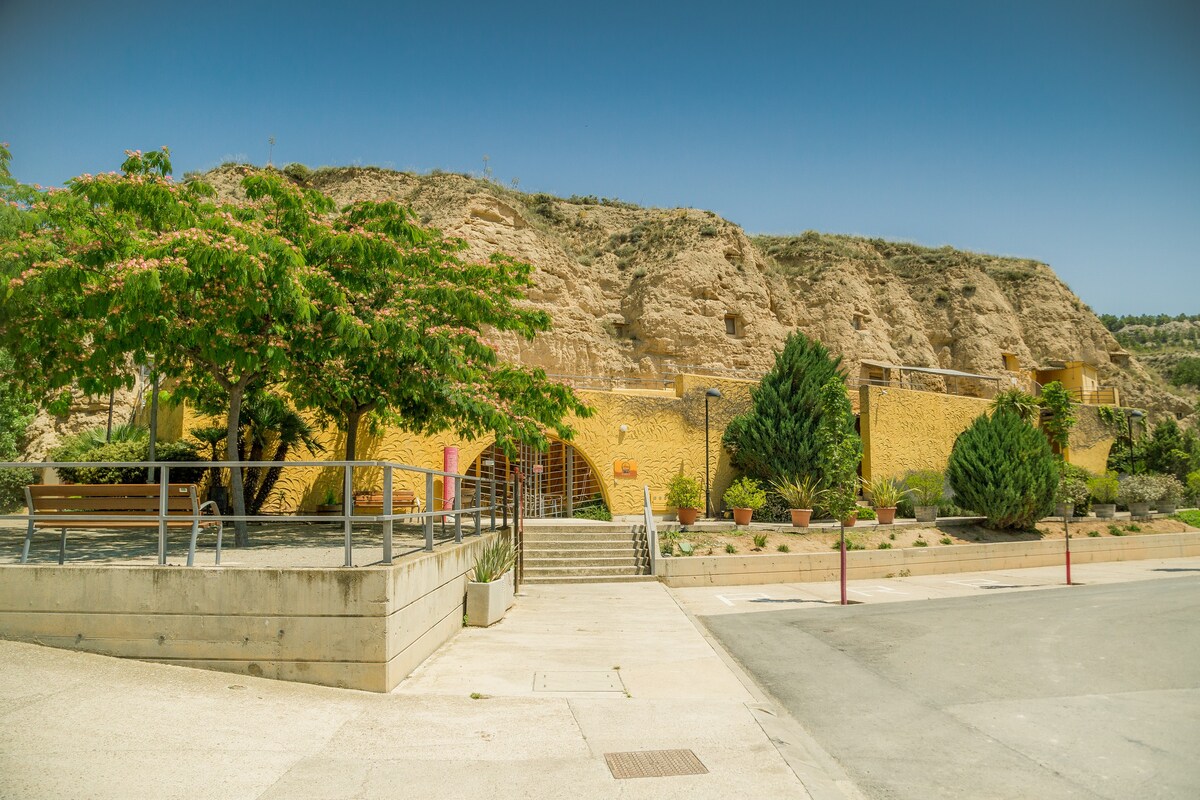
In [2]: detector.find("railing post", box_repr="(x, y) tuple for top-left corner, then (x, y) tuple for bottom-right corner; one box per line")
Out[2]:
(382, 465), (393, 565)
(489, 474), (496, 531)
(157, 465), (170, 565)
(512, 467), (523, 588)
(343, 463), (353, 567)
(424, 472), (435, 552)
(453, 477), (463, 543)
(474, 476), (482, 537)
(502, 475), (508, 530)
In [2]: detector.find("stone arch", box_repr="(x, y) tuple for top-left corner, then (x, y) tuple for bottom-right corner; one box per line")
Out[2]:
(466, 437), (611, 518)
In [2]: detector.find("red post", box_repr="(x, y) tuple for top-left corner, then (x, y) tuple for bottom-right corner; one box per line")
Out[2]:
(1064, 514), (1072, 585)
(839, 523), (848, 605)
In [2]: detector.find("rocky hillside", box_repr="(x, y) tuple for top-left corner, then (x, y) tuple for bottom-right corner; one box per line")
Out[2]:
(209, 164), (1195, 424)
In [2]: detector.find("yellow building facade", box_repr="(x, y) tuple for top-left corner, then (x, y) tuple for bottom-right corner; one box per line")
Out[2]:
(167, 373), (1117, 518)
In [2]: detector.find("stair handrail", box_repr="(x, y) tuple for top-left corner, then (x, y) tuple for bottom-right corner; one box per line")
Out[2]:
(643, 484), (657, 578)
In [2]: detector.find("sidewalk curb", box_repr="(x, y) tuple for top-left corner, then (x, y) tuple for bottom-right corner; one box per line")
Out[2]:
(665, 586), (866, 800)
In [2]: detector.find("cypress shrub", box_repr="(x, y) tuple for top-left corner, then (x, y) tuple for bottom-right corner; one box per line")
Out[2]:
(947, 409), (1058, 530)
(722, 332), (843, 482)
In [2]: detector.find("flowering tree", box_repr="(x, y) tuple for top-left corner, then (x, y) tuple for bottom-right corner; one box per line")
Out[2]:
(0, 148), (587, 543)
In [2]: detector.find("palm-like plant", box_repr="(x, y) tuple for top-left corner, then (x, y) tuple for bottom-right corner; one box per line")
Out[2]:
(862, 475), (907, 508)
(989, 388), (1039, 424)
(771, 474), (825, 510)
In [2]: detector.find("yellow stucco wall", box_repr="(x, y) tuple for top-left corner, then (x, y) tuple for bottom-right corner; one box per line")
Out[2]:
(1064, 405), (1115, 475)
(177, 374), (755, 518)
(170, 374), (1116, 516)
(860, 385), (991, 481)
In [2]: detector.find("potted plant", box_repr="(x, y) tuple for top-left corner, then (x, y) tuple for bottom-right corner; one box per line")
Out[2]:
(1055, 468), (1090, 519)
(771, 475), (824, 527)
(1087, 471), (1119, 519)
(863, 476), (906, 525)
(1154, 474), (1184, 515)
(1118, 474), (1160, 520)
(906, 470), (944, 523)
(465, 536), (516, 627)
(316, 487), (343, 515)
(723, 477), (766, 526)
(666, 474), (703, 526)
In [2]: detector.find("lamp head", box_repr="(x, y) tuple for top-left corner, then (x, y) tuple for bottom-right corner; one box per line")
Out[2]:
(1130, 410), (1145, 419)
(705, 388), (722, 398)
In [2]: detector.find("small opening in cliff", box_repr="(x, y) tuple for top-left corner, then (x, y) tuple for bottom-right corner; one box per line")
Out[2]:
(613, 322), (629, 338)
(724, 314), (742, 337)
(852, 314), (865, 331)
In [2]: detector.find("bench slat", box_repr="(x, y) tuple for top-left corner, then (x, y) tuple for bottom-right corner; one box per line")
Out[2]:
(29, 484), (197, 498)
(31, 497), (195, 512)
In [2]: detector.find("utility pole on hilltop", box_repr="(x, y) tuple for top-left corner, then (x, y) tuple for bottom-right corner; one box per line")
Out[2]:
(268, 137), (276, 167)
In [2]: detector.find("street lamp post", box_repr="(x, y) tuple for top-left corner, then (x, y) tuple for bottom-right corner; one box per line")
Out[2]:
(1126, 409), (1145, 474)
(704, 388), (722, 518)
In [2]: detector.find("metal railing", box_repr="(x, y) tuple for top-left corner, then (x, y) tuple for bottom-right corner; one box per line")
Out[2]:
(0, 459), (509, 568)
(643, 484), (658, 578)
(1063, 387), (1119, 405)
(544, 373), (676, 392)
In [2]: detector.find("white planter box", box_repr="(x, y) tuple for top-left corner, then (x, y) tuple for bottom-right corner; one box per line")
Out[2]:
(465, 571), (515, 628)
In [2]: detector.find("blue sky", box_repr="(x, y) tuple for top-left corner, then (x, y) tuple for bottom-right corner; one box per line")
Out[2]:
(2, 0), (1197, 314)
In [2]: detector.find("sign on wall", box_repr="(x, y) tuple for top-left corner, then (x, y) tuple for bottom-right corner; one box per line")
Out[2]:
(612, 459), (638, 479)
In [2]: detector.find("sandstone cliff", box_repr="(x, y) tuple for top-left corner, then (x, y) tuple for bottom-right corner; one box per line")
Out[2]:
(203, 164), (1192, 424)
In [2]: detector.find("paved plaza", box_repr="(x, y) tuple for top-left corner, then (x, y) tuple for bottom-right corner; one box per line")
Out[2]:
(1, 558), (1198, 798)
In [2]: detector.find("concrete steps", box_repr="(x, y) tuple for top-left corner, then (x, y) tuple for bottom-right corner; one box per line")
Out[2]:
(520, 528), (653, 584)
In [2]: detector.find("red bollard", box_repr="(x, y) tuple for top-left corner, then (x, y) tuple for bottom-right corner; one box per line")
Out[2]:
(840, 523), (848, 605)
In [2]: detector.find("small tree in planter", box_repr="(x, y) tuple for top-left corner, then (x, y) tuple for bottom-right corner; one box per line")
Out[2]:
(724, 477), (766, 526)
(947, 409), (1058, 530)
(1187, 471), (1200, 507)
(771, 475), (825, 527)
(1055, 466), (1091, 519)
(863, 476), (907, 525)
(1088, 471), (1120, 519)
(1118, 474), (1160, 520)
(905, 470), (946, 522)
(666, 474), (703, 525)
(816, 377), (862, 534)
(466, 536), (516, 627)
(1152, 474), (1185, 514)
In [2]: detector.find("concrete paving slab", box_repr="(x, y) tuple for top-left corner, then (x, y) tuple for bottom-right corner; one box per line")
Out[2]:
(0, 578), (826, 799)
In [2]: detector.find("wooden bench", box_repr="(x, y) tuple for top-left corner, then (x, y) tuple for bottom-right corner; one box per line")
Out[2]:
(22, 484), (223, 566)
(352, 489), (423, 516)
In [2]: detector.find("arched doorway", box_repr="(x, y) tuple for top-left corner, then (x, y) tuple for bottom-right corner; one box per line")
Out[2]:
(468, 440), (607, 519)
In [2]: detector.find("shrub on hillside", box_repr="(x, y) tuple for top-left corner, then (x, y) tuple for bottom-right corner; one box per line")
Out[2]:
(947, 410), (1058, 529)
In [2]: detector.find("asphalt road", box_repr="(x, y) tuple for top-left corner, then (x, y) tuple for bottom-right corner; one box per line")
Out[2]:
(701, 577), (1200, 800)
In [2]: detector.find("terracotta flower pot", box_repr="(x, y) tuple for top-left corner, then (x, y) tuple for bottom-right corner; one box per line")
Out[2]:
(789, 508), (813, 527)
(840, 512), (858, 527)
(875, 506), (896, 525)
(732, 507), (753, 526)
(677, 507), (700, 525)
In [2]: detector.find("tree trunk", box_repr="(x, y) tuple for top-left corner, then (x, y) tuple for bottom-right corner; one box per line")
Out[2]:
(345, 408), (362, 463)
(227, 385), (249, 547)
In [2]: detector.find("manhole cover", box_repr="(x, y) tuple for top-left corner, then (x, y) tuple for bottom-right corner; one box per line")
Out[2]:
(533, 671), (624, 692)
(605, 749), (708, 779)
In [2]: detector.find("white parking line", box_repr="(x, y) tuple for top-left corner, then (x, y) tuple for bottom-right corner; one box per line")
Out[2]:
(715, 592), (772, 607)
(949, 578), (1002, 588)
(848, 586), (912, 597)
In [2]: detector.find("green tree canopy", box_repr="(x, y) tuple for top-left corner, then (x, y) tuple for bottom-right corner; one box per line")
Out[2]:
(814, 376), (862, 522)
(0, 148), (588, 543)
(722, 332), (843, 482)
(947, 409), (1058, 530)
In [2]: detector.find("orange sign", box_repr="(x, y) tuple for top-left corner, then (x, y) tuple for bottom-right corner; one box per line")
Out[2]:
(612, 459), (638, 479)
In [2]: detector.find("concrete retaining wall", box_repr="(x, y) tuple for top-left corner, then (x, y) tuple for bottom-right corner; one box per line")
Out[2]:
(0, 533), (502, 692)
(657, 531), (1200, 588)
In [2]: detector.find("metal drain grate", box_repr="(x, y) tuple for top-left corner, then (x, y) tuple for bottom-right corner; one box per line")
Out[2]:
(604, 749), (708, 779)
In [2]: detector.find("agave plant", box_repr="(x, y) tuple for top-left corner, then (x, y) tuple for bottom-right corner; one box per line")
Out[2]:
(771, 474), (824, 510)
(471, 537), (516, 583)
